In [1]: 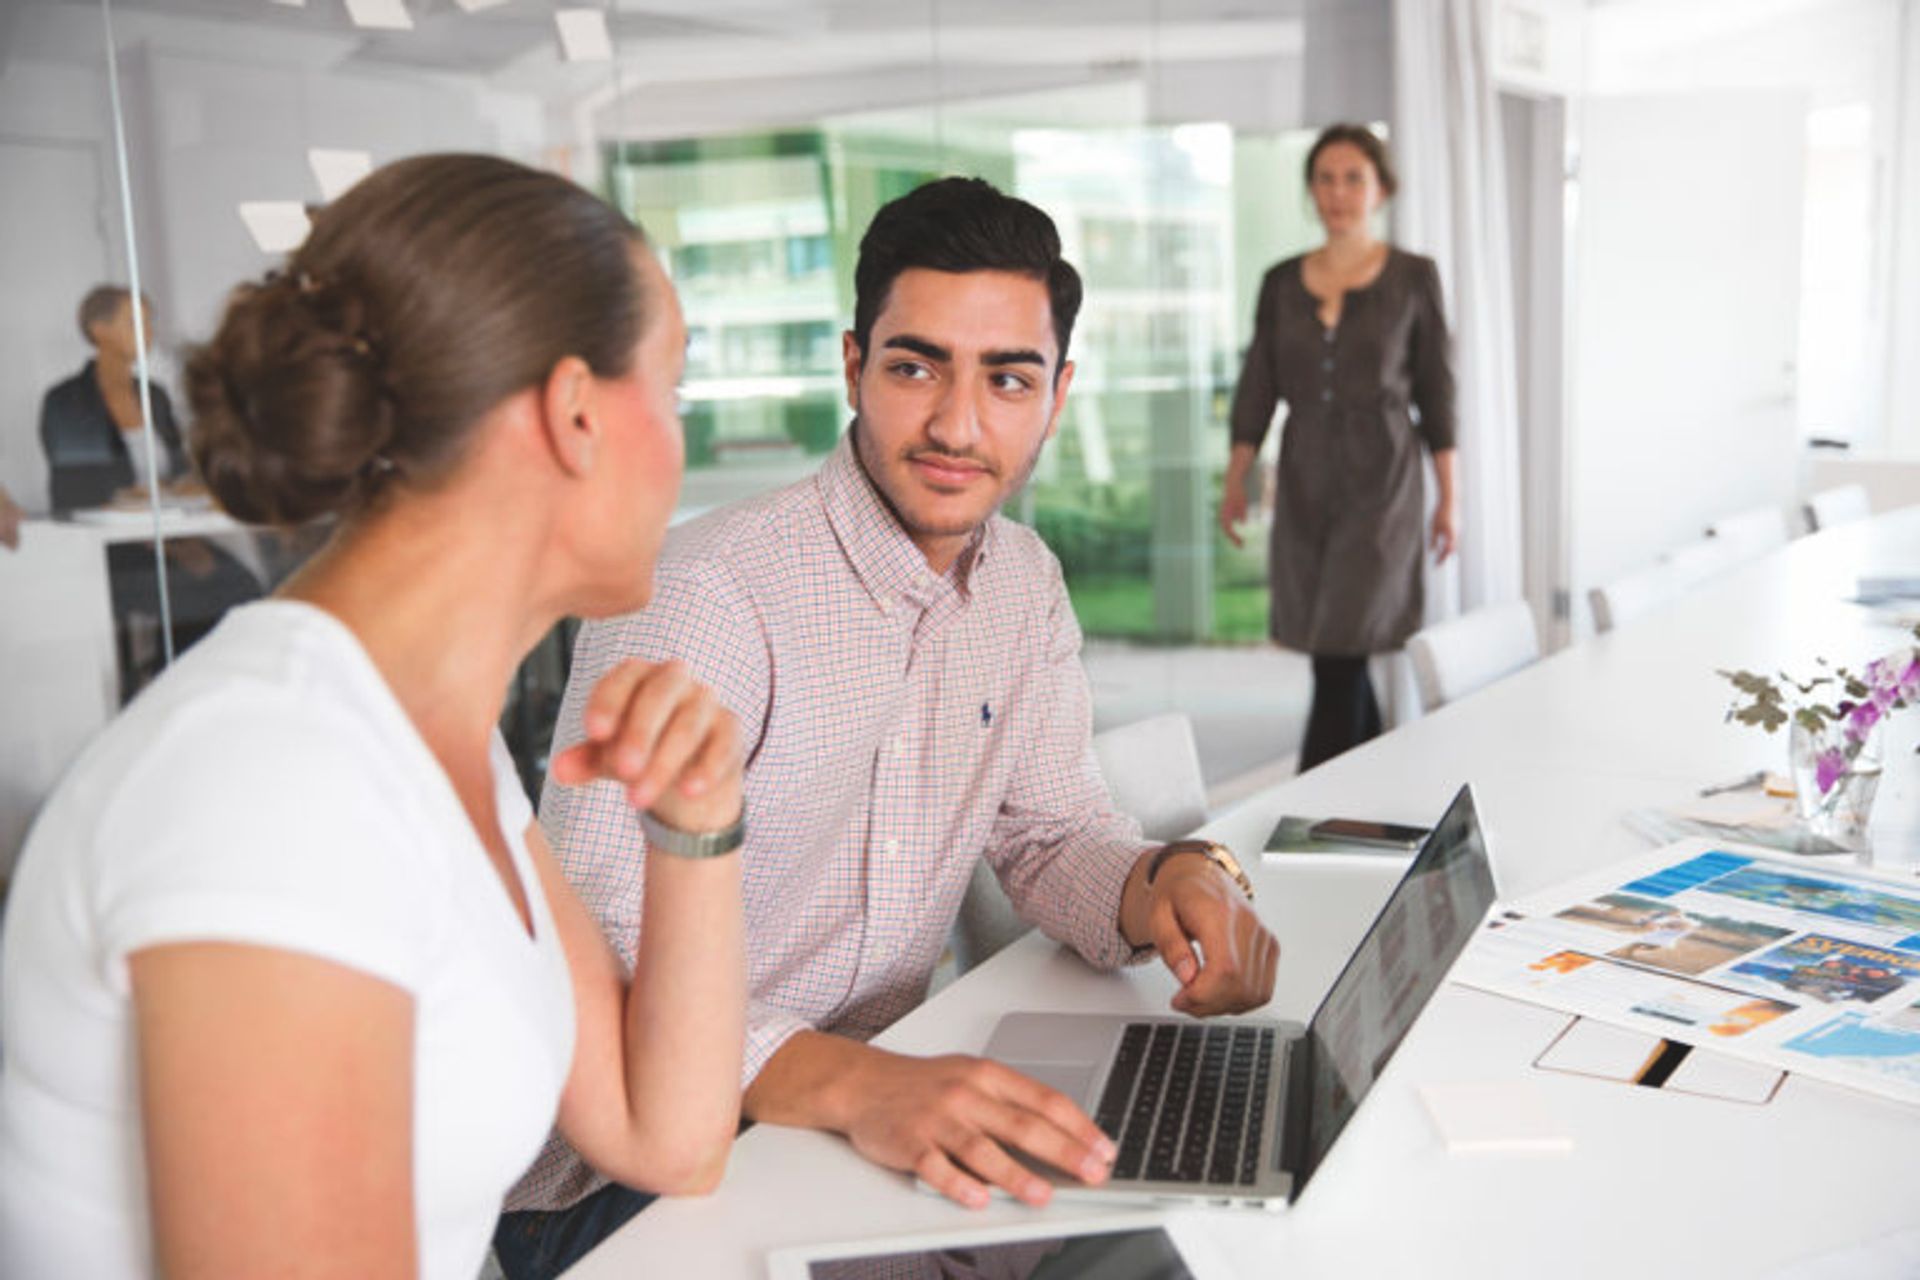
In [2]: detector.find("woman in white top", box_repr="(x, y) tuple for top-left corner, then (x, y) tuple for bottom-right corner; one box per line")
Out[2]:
(0, 153), (747, 1278)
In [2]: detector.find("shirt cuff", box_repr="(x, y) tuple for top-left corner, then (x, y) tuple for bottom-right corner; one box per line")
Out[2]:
(743, 1000), (813, 1089)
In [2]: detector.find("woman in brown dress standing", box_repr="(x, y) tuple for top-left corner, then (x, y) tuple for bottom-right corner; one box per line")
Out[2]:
(1220, 123), (1457, 771)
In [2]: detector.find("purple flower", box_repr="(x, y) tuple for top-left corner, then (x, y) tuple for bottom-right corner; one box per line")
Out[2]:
(1815, 747), (1849, 795)
(1848, 699), (1883, 740)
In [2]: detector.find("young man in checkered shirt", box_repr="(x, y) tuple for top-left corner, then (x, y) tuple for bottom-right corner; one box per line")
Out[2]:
(496, 177), (1279, 1279)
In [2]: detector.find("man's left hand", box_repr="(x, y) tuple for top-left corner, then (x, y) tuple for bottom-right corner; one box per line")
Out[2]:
(1126, 852), (1278, 1016)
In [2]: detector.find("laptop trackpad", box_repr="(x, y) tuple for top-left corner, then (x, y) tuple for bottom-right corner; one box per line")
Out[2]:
(986, 1013), (1121, 1107)
(1008, 1060), (1097, 1104)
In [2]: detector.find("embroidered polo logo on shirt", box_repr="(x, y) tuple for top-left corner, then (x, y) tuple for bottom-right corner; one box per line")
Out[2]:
(980, 702), (993, 728)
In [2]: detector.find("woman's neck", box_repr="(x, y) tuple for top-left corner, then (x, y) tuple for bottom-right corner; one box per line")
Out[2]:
(93, 354), (134, 391)
(1319, 228), (1381, 271)
(282, 495), (561, 767)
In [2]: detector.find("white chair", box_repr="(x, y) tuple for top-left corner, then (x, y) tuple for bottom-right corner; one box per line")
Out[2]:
(1804, 484), (1871, 532)
(949, 712), (1208, 975)
(1405, 601), (1540, 714)
(1589, 560), (1680, 634)
(1706, 506), (1788, 562)
(1664, 535), (1747, 591)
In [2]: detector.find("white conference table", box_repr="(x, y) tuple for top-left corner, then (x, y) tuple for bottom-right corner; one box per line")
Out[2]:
(582, 512), (1920, 1278)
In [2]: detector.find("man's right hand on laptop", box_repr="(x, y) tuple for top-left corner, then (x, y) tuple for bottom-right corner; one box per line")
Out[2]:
(743, 1032), (1114, 1210)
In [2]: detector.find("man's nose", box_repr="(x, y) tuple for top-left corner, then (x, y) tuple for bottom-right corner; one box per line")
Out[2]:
(925, 378), (982, 451)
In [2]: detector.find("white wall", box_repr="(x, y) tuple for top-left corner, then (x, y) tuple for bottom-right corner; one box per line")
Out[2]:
(0, 39), (121, 513)
(134, 47), (544, 339)
(1566, 89), (1807, 597)
(1886, 0), (1920, 456)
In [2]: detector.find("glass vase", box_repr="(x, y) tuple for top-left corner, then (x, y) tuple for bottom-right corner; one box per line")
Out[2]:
(1788, 716), (1884, 846)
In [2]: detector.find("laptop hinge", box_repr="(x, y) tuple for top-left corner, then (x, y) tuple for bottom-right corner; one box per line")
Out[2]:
(1277, 1035), (1312, 1179)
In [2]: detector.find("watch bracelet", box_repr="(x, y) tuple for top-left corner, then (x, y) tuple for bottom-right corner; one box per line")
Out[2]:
(638, 809), (745, 859)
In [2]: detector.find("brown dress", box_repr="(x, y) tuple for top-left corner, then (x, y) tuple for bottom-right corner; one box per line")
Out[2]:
(1229, 247), (1455, 656)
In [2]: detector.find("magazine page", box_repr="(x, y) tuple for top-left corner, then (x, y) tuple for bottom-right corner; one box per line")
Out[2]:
(1453, 841), (1920, 1106)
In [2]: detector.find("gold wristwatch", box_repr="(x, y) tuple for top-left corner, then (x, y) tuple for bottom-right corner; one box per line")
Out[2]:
(1146, 839), (1254, 902)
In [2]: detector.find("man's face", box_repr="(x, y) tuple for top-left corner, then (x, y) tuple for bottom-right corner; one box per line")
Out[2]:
(844, 267), (1074, 572)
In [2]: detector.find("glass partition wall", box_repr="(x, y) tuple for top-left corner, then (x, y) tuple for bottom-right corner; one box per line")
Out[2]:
(1, 0), (1325, 861)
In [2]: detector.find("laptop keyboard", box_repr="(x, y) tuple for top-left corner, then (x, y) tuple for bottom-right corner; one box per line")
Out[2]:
(1093, 1022), (1275, 1187)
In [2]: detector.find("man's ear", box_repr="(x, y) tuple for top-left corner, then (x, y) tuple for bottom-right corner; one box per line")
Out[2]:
(1044, 358), (1076, 443)
(841, 330), (863, 414)
(541, 356), (599, 477)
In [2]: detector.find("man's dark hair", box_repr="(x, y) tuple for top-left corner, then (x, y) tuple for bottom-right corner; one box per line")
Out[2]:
(851, 177), (1083, 372)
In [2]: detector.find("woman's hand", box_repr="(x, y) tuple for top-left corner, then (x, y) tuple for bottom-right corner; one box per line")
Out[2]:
(550, 658), (743, 835)
(1429, 502), (1457, 564)
(1218, 478), (1248, 548)
(1219, 443), (1259, 549)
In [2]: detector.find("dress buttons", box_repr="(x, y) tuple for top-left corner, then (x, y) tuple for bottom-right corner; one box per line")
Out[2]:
(883, 839), (900, 858)
(1321, 389), (1333, 403)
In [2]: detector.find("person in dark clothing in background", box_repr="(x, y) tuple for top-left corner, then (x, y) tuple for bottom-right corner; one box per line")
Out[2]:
(1219, 125), (1458, 772)
(40, 285), (261, 695)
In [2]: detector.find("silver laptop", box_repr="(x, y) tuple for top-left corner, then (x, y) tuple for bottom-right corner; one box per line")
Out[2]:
(984, 784), (1497, 1209)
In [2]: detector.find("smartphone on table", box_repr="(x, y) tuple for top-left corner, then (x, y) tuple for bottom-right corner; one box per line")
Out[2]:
(1306, 817), (1430, 850)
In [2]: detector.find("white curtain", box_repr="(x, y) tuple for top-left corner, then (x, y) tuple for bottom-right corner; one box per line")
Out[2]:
(1390, 0), (1526, 627)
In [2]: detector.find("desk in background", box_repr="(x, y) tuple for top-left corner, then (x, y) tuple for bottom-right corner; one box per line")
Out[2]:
(574, 507), (1920, 1279)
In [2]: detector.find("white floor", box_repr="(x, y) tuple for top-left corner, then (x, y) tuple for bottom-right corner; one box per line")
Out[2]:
(1081, 640), (1310, 812)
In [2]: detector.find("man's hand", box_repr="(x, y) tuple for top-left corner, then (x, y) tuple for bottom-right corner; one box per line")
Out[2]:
(835, 1047), (1114, 1210)
(1122, 851), (1278, 1016)
(549, 658), (743, 834)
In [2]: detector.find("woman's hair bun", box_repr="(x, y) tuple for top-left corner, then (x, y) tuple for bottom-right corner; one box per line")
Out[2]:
(186, 271), (397, 526)
(186, 153), (648, 528)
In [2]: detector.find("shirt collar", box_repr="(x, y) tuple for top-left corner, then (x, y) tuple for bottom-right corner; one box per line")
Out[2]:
(818, 428), (994, 613)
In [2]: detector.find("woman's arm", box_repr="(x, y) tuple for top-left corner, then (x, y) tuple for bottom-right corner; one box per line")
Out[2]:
(541, 658), (747, 1194)
(1428, 447), (1457, 563)
(1220, 442), (1260, 547)
(131, 943), (417, 1280)
(1222, 269), (1285, 546)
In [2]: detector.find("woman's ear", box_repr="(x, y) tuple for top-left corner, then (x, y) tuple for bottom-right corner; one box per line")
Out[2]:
(541, 356), (599, 477)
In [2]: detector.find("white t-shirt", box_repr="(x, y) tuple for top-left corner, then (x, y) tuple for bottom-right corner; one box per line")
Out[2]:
(0, 601), (575, 1279)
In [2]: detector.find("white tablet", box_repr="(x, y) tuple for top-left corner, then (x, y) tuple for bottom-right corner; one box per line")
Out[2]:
(764, 1210), (1232, 1280)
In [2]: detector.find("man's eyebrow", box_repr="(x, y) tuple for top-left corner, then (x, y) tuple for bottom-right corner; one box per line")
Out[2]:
(881, 334), (951, 362)
(982, 349), (1048, 369)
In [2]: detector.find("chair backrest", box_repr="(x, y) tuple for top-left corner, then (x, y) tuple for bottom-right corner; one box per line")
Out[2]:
(1804, 484), (1871, 532)
(1589, 559), (1680, 634)
(1405, 601), (1540, 713)
(1706, 506), (1788, 562)
(1089, 711), (1209, 842)
(949, 712), (1209, 975)
(1664, 535), (1746, 591)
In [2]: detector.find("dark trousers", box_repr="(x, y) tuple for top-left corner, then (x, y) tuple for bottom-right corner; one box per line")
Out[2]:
(1300, 654), (1382, 772)
(492, 1182), (656, 1280)
(107, 539), (261, 700)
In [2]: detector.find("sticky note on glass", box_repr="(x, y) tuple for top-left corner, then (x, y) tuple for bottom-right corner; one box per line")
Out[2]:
(1418, 1080), (1573, 1155)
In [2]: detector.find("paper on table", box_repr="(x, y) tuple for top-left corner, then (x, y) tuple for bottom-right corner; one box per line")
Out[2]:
(1664, 1049), (1783, 1104)
(1418, 1079), (1572, 1154)
(1535, 1017), (1666, 1082)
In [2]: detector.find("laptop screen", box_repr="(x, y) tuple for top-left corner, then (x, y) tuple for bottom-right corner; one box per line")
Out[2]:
(1295, 785), (1497, 1185)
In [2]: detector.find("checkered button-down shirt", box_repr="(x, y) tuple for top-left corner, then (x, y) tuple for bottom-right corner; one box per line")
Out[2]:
(507, 436), (1154, 1210)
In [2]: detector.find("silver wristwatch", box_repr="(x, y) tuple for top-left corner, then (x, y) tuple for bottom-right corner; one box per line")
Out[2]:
(639, 810), (746, 860)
